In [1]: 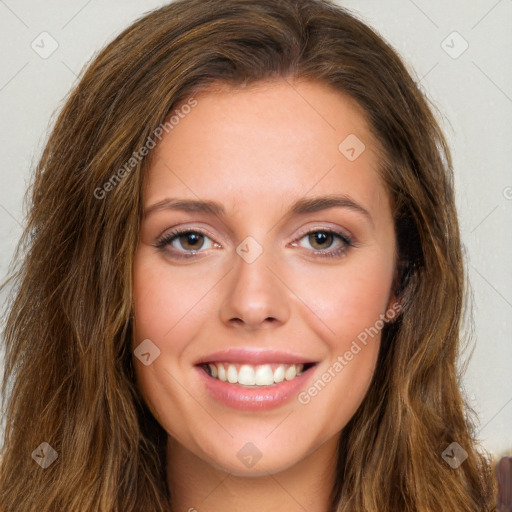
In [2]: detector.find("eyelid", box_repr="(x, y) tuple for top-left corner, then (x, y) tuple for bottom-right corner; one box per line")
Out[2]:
(155, 224), (219, 244)
(292, 224), (353, 243)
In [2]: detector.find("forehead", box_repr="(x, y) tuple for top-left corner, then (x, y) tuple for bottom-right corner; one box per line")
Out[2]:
(145, 79), (389, 220)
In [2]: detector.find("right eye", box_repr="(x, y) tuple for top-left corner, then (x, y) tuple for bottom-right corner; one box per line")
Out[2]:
(154, 228), (217, 258)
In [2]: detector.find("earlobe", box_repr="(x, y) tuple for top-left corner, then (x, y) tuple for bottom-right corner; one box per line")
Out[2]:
(385, 294), (400, 322)
(385, 273), (404, 322)
(386, 296), (403, 323)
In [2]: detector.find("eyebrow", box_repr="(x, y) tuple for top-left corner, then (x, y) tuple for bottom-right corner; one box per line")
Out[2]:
(143, 194), (373, 227)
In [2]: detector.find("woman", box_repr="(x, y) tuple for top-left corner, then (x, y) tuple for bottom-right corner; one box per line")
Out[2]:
(0, 0), (497, 510)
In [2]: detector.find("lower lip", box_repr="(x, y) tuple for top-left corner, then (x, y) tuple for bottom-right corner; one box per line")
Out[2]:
(195, 365), (316, 411)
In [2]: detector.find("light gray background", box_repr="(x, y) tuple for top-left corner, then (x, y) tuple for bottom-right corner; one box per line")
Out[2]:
(1, 1), (511, 456)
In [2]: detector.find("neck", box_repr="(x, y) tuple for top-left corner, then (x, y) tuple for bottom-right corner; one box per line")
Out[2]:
(166, 434), (339, 511)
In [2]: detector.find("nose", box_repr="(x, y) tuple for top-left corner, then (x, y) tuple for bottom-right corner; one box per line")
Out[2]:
(218, 246), (290, 331)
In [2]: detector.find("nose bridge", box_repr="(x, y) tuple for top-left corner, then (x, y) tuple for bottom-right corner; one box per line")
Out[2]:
(219, 235), (290, 328)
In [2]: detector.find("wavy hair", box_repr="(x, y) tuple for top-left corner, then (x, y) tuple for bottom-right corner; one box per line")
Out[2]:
(0, 0), (497, 510)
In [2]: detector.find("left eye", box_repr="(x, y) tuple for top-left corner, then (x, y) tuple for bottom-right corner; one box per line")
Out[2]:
(294, 229), (352, 255)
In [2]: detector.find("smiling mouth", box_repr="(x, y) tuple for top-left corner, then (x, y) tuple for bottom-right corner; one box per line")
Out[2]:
(199, 362), (317, 387)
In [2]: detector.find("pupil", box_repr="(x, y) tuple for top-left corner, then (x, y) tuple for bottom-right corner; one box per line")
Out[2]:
(310, 232), (331, 249)
(183, 233), (202, 249)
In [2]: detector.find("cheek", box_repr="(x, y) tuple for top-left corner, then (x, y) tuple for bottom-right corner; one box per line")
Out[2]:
(132, 247), (208, 347)
(131, 248), (211, 433)
(293, 250), (394, 350)
(291, 249), (393, 411)
(293, 258), (392, 432)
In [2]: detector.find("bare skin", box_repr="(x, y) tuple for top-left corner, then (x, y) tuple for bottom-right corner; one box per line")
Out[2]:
(132, 78), (397, 511)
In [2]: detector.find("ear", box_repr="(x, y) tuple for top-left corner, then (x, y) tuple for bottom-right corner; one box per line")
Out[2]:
(384, 293), (403, 324)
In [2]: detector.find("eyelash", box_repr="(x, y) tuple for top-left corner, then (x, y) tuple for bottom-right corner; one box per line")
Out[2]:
(154, 227), (354, 260)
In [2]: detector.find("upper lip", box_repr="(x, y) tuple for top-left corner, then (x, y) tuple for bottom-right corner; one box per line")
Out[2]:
(194, 348), (316, 366)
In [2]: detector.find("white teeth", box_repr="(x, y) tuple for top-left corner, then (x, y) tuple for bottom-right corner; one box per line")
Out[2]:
(273, 365), (285, 383)
(227, 364), (238, 383)
(285, 365), (297, 381)
(205, 362), (306, 386)
(238, 365), (256, 385)
(255, 365), (274, 386)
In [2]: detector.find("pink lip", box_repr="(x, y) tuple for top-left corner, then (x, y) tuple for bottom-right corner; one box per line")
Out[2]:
(194, 363), (317, 411)
(194, 347), (316, 365)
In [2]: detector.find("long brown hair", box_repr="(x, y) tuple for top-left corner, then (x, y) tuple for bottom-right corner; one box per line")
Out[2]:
(0, 0), (497, 510)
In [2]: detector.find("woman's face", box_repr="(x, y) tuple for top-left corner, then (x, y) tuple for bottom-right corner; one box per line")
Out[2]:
(132, 79), (397, 476)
